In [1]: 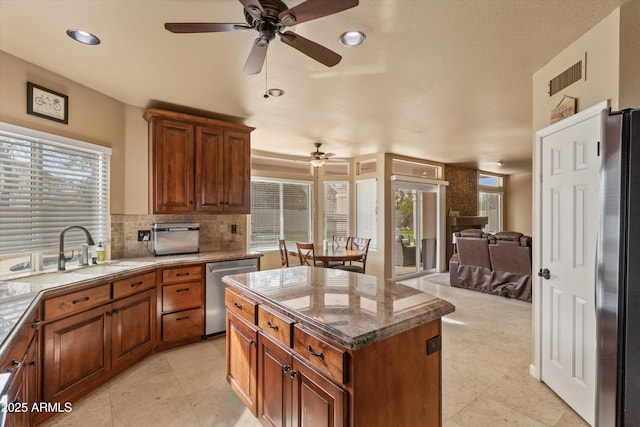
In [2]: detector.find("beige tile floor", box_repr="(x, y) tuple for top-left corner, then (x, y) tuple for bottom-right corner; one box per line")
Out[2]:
(41, 275), (588, 427)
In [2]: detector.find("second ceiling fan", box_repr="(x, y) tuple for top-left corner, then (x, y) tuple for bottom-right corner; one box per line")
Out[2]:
(165, 0), (359, 75)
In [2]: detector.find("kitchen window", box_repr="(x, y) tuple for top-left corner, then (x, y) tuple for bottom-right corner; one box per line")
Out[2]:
(250, 177), (313, 252)
(323, 181), (349, 241)
(0, 123), (111, 276)
(478, 172), (503, 234)
(356, 178), (377, 250)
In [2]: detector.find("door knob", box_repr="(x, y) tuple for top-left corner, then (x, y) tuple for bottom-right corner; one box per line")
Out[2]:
(538, 268), (551, 280)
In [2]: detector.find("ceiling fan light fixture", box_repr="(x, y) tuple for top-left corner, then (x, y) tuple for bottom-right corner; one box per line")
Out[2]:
(280, 14), (296, 26)
(310, 158), (326, 168)
(339, 30), (365, 47)
(66, 29), (100, 45)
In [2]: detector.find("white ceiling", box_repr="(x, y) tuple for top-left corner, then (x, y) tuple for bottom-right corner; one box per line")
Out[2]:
(0, 0), (628, 175)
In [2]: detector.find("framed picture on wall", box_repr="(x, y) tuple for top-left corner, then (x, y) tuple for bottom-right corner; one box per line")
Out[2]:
(26, 82), (69, 124)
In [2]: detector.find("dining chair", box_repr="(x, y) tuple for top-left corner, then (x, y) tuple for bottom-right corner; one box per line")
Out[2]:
(333, 235), (350, 249)
(328, 236), (351, 267)
(278, 239), (289, 267)
(334, 237), (371, 274)
(296, 242), (321, 267)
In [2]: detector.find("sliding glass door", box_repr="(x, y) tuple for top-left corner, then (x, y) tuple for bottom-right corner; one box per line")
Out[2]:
(392, 180), (441, 280)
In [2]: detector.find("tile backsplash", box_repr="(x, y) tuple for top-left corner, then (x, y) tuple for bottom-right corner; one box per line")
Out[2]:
(110, 214), (247, 259)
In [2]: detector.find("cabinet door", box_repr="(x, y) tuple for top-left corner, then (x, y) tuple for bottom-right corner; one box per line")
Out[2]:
(43, 305), (109, 403)
(152, 118), (195, 213)
(258, 332), (294, 427)
(292, 357), (346, 427)
(226, 312), (259, 416)
(25, 332), (39, 427)
(3, 362), (27, 427)
(111, 289), (156, 372)
(195, 125), (224, 212)
(223, 130), (250, 213)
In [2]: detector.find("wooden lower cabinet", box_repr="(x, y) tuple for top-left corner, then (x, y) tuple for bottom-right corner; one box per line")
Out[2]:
(226, 311), (259, 416)
(258, 332), (346, 427)
(158, 265), (204, 349)
(43, 289), (156, 404)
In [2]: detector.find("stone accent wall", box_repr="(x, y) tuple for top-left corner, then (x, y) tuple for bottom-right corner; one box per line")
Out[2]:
(110, 214), (247, 259)
(445, 165), (478, 216)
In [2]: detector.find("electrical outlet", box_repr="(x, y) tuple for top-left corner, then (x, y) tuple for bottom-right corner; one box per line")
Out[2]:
(138, 230), (151, 241)
(231, 224), (237, 234)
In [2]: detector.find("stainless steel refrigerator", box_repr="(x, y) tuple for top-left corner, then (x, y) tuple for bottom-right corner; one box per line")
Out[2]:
(597, 107), (640, 426)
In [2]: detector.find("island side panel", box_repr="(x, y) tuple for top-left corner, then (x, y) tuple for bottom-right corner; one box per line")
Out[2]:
(349, 319), (442, 427)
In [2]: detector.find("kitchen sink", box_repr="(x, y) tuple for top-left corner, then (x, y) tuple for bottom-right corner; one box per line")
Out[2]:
(9, 260), (155, 287)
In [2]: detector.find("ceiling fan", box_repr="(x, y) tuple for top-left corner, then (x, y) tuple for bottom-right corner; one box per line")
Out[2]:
(164, 0), (359, 75)
(308, 142), (337, 167)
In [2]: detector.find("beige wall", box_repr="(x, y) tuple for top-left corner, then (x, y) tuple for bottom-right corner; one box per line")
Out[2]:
(0, 51), (128, 213)
(532, 10), (620, 133)
(124, 105), (149, 214)
(505, 172), (533, 236)
(619, 0), (640, 109)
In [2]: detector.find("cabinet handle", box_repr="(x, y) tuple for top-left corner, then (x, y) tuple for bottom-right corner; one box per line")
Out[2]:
(176, 316), (190, 321)
(7, 359), (20, 372)
(130, 281), (143, 287)
(28, 359), (37, 367)
(248, 338), (255, 345)
(176, 288), (190, 293)
(282, 364), (291, 374)
(72, 296), (90, 304)
(31, 319), (41, 328)
(289, 369), (298, 379)
(307, 345), (325, 361)
(176, 272), (190, 277)
(106, 308), (120, 317)
(266, 320), (279, 331)
(233, 302), (243, 310)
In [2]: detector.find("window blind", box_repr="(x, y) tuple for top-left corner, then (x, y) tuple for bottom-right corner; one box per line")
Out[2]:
(0, 125), (110, 256)
(323, 181), (349, 241)
(356, 178), (377, 250)
(250, 178), (312, 252)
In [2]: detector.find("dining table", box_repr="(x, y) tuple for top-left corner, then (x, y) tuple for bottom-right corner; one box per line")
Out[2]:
(310, 245), (366, 268)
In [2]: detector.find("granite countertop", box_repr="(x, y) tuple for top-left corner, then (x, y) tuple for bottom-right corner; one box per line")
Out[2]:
(222, 266), (455, 350)
(0, 251), (261, 358)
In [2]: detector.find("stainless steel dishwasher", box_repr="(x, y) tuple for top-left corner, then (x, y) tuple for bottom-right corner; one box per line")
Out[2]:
(205, 258), (258, 336)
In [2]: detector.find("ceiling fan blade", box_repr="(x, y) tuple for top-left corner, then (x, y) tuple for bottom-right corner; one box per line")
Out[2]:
(279, 0), (359, 26)
(164, 22), (247, 33)
(244, 38), (269, 75)
(280, 32), (341, 67)
(239, 0), (265, 19)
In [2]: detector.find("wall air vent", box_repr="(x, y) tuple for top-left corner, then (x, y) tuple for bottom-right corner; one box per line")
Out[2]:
(548, 59), (584, 97)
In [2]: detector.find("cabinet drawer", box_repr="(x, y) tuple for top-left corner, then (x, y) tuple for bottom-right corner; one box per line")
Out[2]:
(44, 284), (111, 320)
(162, 266), (202, 284)
(225, 288), (257, 325)
(161, 308), (203, 342)
(113, 271), (156, 299)
(162, 281), (202, 312)
(293, 326), (348, 385)
(258, 305), (294, 348)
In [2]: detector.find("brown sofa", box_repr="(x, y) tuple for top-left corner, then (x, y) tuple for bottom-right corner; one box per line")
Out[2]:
(449, 230), (532, 302)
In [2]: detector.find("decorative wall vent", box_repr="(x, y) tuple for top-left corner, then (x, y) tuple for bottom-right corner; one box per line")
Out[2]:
(548, 58), (584, 96)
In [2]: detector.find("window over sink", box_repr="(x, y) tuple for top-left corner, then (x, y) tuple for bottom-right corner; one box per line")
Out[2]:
(0, 123), (110, 276)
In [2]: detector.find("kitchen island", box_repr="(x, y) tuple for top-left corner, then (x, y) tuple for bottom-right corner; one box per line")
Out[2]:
(223, 266), (455, 427)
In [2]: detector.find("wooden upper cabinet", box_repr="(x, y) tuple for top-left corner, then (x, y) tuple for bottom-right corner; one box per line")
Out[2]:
(145, 108), (254, 214)
(152, 119), (195, 214)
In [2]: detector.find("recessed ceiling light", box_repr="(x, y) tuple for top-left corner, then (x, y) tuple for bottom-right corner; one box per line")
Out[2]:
(66, 29), (101, 45)
(339, 31), (366, 47)
(496, 160), (504, 166)
(267, 88), (285, 97)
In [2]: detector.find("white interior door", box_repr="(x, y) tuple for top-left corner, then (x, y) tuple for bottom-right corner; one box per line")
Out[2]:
(535, 102), (606, 426)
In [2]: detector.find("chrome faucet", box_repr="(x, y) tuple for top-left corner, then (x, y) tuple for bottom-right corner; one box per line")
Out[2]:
(58, 226), (96, 271)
